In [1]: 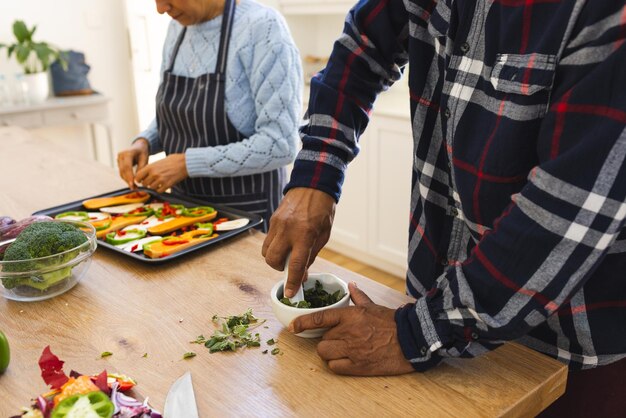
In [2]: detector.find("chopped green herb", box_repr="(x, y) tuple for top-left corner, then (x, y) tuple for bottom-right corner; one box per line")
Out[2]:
(202, 309), (266, 353)
(280, 280), (345, 309)
(100, 351), (113, 358)
(262, 350), (268, 354)
(271, 348), (281, 355)
(266, 339), (275, 346)
(142, 353), (148, 358)
(191, 335), (207, 344)
(183, 352), (196, 359)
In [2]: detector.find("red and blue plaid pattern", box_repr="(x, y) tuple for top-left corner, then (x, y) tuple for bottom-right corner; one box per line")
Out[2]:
(286, 0), (626, 371)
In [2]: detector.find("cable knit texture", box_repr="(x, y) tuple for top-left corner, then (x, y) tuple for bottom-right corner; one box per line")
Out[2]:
(137, 0), (302, 178)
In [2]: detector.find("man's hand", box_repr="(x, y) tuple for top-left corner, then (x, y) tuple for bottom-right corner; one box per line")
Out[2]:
(262, 188), (336, 298)
(117, 139), (150, 189)
(134, 153), (188, 193)
(289, 282), (415, 376)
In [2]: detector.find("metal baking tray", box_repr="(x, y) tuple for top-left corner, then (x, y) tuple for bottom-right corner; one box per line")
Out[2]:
(33, 188), (263, 263)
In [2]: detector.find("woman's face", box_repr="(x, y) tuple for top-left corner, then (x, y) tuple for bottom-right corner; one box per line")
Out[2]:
(155, 0), (221, 26)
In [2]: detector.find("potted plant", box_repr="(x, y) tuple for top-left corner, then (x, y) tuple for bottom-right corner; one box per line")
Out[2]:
(0, 20), (66, 104)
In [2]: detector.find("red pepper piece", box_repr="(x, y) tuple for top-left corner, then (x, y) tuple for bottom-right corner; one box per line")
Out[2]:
(39, 346), (69, 390)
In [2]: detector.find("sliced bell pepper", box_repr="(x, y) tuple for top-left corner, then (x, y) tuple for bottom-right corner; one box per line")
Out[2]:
(55, 211), (89, 222)
(96, 216), (147, 239)
(182, 206), (215, 217)
(53, 375), (100, 406)
(91, 219), (112, 231)
(106, 229), (147, 245)
(50, 391), (114, 418)
(194, 222), (214, 235)
(123, 207), (155, 217)
(155, 202), (184, 219)
(106, 372), (136, 391)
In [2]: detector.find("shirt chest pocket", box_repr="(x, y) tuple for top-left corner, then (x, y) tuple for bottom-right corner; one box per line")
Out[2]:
(490, 53), (557, 95)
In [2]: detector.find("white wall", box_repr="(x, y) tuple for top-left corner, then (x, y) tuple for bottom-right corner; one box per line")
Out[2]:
(0, 0), (138, 166)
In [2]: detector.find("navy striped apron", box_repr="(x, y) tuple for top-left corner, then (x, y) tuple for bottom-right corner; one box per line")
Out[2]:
(155, 0), (284, 232)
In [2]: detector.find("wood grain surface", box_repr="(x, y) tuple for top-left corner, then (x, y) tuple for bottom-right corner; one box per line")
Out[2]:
(0, 127), (567, 417)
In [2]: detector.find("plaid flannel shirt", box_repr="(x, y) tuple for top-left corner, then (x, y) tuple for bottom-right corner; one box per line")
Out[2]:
(286, 0), (626, 371)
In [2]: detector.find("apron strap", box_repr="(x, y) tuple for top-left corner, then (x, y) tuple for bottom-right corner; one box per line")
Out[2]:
(167, 27), (188, 72)
(215, 0), (237, 75)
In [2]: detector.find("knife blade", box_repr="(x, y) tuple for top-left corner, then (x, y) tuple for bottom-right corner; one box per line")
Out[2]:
(163, 371), (199, 418)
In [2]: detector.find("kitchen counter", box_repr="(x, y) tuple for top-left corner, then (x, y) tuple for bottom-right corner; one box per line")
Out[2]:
(0, 127), (566, 416)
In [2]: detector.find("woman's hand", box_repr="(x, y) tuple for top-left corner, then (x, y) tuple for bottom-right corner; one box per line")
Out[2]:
(135, 153), (188, 193)
(117, 139), (150, 189)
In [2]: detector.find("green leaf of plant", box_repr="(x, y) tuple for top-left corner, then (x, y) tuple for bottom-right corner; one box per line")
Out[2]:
(7, 45), (15, 58)
(13, 20), (30, 43)
(183, 352), (196, 360)
(100, 351), (113, 358)
(29, 24), (37, 39)
(15, 44), (30, 65)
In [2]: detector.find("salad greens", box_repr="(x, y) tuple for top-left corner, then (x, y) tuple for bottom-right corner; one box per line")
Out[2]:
(280, 280), (345, 309)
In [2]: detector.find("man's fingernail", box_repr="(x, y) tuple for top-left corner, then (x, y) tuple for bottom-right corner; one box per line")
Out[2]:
(352, 281), (358, 288)
(288, 322), (295, 333)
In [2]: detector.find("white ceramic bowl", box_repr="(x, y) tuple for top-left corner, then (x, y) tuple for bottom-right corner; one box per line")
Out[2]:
(270, 272), (350, 338)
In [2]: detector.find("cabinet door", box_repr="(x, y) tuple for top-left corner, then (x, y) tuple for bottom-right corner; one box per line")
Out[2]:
(328, 130), (370, 253)
(367, 116), (412, 271)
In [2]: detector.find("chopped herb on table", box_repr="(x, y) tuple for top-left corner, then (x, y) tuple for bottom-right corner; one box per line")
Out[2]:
(100, 351), (112, 358)
(271, 348), (281, 355)
(266, 339), (275, 346)
(200, 309), (266, 353)
(183, 352), (196, 360)
(142, 353), (148, 358)
(280, 280), (345, 309)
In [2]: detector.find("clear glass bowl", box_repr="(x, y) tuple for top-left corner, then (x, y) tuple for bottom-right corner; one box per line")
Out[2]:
(0, 220), (97, 302)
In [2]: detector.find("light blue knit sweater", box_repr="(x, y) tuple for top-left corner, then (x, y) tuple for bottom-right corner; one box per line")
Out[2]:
(137, 0), (302, 178)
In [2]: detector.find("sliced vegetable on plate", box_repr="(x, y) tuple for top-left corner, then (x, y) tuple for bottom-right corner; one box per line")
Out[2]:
(117, 236), (163, 253)
(143, 229), (217, 259)
(95, 216), (147, 239)
(83, 192), (151, 210)
(105, 229), (147, 246)
(148, 206), (217, 235)
(99, 203), (146, 215)
(14, 346), (161, 418)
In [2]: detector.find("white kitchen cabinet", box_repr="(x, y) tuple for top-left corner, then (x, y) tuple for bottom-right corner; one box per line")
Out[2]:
(326, 113), (413, 278)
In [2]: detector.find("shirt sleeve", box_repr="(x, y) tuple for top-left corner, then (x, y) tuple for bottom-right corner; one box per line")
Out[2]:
(284, 0), (412, 201)
(185, 40), (302, 177)
(396, 3), (626, 371)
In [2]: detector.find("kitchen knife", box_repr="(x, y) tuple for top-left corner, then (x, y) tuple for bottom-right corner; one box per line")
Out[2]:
(163, 371), (199, 418)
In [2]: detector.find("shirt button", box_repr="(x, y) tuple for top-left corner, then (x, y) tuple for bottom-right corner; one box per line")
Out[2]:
(471, 332), (479, 341)
(444, 107), (451, 118)
(460, 42), (470, 54)
(450, 207), (459, 217)
(420, 347), (428, 356)
(440, 258), (449, 266)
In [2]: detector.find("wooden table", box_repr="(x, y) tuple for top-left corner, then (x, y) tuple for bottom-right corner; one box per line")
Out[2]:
(0, 127), (567, 417)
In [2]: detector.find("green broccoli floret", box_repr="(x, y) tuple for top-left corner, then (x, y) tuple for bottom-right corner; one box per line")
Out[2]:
(2, 222), (87, 290)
